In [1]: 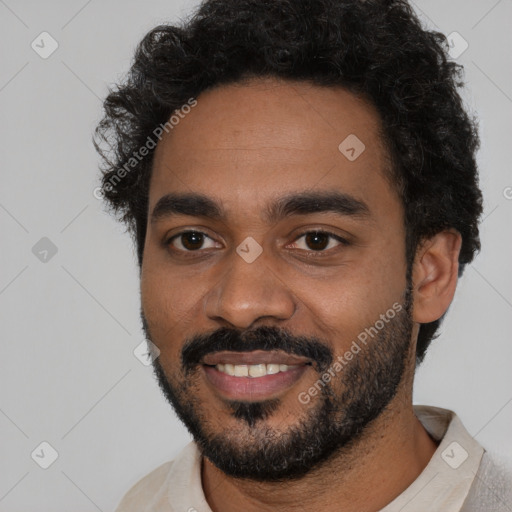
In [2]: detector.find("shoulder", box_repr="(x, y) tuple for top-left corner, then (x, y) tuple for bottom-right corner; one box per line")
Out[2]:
(461, 450), (512, 511)
(114, 460), (175, 512)
(114, 442), (200, 512)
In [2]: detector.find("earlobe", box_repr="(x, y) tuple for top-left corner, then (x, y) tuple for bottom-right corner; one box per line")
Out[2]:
(411, 230), (462, 324)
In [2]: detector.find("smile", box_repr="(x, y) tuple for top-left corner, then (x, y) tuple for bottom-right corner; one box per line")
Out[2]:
(213, 363), (301, 377)
(201, 350), (312, 401)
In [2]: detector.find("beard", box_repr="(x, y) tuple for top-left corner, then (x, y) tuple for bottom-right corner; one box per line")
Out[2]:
(142, 285), (414, 482)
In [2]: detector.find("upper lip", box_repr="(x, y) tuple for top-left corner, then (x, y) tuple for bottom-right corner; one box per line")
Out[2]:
(202, 350), (311, 366)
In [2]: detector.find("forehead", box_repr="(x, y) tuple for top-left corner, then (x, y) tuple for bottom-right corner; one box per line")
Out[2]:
(149, 77), (398, 221)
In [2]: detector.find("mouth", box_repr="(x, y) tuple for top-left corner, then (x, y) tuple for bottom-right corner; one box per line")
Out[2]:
(201, 350), (312, 401)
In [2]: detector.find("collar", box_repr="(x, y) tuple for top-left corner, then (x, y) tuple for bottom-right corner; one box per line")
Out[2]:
(164, 405), (484, 511)
(380, 405), (484, 511)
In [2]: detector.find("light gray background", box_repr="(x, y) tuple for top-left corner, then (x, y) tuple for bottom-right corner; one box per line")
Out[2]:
(1, 0), (511, 510)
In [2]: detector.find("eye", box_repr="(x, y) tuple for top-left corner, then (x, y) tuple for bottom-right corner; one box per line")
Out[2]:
(167, 230), (218, 252)
(290, 230), (348, 252)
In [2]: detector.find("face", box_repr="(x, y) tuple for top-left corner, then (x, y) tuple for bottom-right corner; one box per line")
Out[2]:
(140, 78), (413, 480)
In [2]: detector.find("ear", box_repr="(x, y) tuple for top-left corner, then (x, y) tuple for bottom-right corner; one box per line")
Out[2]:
(411, 230), (462, 323)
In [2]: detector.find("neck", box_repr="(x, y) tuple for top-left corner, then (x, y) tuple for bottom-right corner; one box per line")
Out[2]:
(201, 393), (439, 512)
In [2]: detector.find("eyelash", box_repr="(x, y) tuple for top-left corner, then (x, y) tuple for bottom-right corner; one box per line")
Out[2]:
(292, 230), (350, 255)
(165, 229), (349, 256)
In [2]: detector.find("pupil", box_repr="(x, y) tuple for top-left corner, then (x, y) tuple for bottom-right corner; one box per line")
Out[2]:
(183, 232), (204, 250)
(305, 232), (328, 251)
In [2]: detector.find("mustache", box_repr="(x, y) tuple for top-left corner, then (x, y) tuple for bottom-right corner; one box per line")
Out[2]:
(181, 325), (333, 374)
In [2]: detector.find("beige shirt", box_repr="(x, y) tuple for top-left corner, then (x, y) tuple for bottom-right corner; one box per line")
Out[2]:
(114, 405), (509, 511)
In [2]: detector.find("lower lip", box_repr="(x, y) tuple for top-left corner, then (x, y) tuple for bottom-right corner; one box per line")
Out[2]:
(203, 365), (309, 401)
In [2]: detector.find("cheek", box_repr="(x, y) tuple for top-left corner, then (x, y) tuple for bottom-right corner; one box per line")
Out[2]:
(140, 257), (210, 358)
(292, 251), (407, 343)
(140, 261), (181, 354)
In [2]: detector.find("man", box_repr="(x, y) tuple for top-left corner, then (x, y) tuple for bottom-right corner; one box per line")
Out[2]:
(94, 0), (511, 510)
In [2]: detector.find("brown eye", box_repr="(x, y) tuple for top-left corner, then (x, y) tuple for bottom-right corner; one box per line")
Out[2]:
(168, 231), (217, 252)
(291, 230), (348, 253)
(304, 232), (330, 251)
(181, 232), (204, 250)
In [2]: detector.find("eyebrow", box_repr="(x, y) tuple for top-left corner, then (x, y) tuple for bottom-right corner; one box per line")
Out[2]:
(150, 191), (371, 225)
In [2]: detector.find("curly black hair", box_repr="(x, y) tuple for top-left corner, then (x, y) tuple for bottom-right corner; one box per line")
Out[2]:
(94, 0), (483, 365)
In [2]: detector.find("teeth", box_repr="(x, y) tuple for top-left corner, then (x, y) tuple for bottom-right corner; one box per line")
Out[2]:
(248, 364), (266, 377)
(214, 363), (300, 377)
(234, 365), (249, 377)
(224, 363), (235, 376)
(267, 364), (280, 375)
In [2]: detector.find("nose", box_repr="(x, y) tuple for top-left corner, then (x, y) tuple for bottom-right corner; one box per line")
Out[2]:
(203, 244), (296, 329)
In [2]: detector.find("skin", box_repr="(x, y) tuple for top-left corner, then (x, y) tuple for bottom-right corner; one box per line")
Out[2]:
(140, 77), (462, 512)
